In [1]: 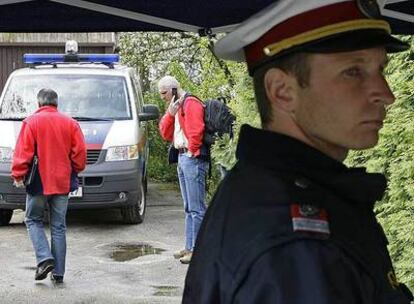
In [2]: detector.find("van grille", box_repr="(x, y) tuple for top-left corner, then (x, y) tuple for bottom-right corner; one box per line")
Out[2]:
(4, 194), (26, 203)
(87, 149), (101, 165)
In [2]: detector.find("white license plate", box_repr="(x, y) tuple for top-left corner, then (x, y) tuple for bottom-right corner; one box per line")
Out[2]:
(69, 187), (83, 198)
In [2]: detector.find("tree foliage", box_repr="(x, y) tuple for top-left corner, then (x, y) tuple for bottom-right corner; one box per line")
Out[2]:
(118, 32), (258, 187)
(119, 32), (413, 288)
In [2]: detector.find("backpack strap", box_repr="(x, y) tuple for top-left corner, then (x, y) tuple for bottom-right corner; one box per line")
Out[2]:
(180, 92), (204, 117)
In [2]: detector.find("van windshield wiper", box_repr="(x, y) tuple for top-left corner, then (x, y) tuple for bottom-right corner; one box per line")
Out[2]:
(72, 116), (111, 121)
(0, 117), (24, 121)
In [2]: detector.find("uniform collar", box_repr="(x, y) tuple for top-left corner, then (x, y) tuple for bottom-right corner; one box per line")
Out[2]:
(236, 124), (346, 172)
(236, 124), (386, 205)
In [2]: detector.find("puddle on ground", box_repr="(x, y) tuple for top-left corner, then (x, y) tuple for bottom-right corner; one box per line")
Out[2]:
(152, 285), (180, 297)
(110, 243), (165, 262)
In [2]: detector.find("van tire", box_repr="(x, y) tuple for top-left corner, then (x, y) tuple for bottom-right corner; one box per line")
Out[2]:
(121, 183), (146, 224)
(0, 209), (13, 226)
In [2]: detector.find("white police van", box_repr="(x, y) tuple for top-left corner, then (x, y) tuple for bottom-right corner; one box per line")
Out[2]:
(0, 41), (159, 225)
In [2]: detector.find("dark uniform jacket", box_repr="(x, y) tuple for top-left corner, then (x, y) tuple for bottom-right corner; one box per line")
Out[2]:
(182, 125), (413, 304)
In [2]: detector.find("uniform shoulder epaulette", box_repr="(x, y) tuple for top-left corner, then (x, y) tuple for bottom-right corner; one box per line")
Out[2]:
(291, 203), (330, 237)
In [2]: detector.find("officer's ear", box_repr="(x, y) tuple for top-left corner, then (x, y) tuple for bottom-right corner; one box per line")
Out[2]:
(264, 68), (297, 114)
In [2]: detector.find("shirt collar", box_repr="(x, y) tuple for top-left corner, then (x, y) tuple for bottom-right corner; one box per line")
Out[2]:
(35, 105), (58, 114)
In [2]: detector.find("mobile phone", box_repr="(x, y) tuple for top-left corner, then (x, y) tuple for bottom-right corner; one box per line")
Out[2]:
(172, 88), (178, 102)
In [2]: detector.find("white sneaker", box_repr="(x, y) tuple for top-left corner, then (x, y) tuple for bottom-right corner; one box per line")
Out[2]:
(179, 252), (193, 264)
(173, 249), (190, 259)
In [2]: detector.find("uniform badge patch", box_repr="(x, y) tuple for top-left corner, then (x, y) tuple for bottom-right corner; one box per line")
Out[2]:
(387, 270), (400, 290)
(291, 203), (330, 235)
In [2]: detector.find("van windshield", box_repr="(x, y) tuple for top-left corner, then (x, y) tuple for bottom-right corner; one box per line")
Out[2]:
(0, 74), (131, 120)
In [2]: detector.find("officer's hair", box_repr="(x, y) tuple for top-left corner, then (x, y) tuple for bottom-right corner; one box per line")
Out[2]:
(252, 52), (311, 127)
(37, 88), (58, 107)
(158, 75), (181, 91)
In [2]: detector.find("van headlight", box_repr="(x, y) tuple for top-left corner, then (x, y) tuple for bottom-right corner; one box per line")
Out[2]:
(105, 145), (139, 162)
(0, 147), (13, 162)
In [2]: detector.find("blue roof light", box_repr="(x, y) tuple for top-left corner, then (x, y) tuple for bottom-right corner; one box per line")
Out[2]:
(23, 53), (119, 64)
(24, 54), (65, 64)
(78, 54), (119, 63)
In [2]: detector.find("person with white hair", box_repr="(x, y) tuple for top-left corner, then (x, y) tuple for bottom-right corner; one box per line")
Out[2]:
(158, 76), (209, 264)
(182, 0), (413, 303)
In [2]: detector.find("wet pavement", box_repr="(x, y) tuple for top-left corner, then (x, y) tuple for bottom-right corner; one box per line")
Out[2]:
(110, 243), (166, 262)
(0, 183), (188, 304)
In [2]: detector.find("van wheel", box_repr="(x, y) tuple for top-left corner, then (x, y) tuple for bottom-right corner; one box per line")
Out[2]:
(121, 183), (146, 224)
(0, 209), (13, 226)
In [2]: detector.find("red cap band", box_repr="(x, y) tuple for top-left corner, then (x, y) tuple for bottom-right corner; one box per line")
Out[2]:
(244, 2), (370, 70)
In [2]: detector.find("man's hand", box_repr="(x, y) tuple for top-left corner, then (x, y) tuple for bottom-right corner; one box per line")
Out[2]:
(167, 96), (183, 116)
(13, 179), (25, 188)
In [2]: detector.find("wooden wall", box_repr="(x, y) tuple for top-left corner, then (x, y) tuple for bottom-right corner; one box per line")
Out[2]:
(0, 33), (116, 93)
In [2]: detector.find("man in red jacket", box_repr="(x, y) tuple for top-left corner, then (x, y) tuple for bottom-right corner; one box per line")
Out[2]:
(158, 76), (209, 264)
(12, 88), (86, 284)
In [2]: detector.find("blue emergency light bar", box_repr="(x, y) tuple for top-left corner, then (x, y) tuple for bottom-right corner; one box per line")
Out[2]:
(23, 54), (119, 64)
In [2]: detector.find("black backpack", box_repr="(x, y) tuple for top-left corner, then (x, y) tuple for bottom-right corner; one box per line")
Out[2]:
(182, 94), (235, 146)
(203, 97), (235, 145)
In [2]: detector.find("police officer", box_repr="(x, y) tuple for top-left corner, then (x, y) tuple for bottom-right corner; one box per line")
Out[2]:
(182, 0), (413, 303)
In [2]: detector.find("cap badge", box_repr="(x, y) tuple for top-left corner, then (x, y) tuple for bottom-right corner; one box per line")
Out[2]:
(357, 0), (381, 18)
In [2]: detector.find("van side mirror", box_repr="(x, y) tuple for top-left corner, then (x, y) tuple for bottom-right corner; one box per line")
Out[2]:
(139, 104), (159, 121)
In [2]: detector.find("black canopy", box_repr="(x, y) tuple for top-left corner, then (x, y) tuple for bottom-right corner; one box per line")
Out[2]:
(0, 0), (412, 34)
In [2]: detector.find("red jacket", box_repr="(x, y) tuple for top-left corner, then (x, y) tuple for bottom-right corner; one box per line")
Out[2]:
(12, 106), (86, 195)
(159, 95), (205, 156)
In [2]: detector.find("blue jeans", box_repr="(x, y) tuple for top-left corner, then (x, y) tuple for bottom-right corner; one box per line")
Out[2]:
(177, 154), (208, 251)
(25, 194), (68, 277)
